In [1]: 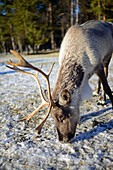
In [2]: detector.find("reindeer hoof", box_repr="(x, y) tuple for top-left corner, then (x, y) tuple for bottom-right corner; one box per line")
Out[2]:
(97, 100), (107, 106)
(93, 91), (99, 96)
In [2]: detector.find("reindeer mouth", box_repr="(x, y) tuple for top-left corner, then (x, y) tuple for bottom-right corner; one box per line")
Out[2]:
(57, 128), (75, 143)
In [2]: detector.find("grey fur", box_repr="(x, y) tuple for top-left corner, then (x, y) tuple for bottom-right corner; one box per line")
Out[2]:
(52, 20), (113, 101)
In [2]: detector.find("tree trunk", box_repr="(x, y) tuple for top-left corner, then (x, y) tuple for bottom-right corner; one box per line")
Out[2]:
(61, 19), (64, 38)
(2, 41), (6, 53)
(18, 37), (22, 52)
(76, 0), (79, 24)
(1, 35), (6, 53)
(98, 1), (100, 20)
(103, 0), (106, 20)
(36, 44), (40, 54)
(11, 36), (16, 50)
(71, 0), (73, 26)
(10, 24), (16, 50)
(27, 45), (33, 54)
(49, 3), (55, 50)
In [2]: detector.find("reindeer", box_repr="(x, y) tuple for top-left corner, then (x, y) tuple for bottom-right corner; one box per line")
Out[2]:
(6, 20), (113, 142)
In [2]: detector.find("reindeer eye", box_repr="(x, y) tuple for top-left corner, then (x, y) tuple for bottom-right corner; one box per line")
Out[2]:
(60, 114), (63, 119)
(62, 94), (67, 101)
(59, 114), (65, 122)
(67, 113), (71, 118)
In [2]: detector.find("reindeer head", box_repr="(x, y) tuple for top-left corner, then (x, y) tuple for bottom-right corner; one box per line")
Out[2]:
(50, 56), (84, 142)
(50, 87), (80, 142)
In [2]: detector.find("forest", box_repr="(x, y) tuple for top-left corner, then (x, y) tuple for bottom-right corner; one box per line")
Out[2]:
(0, 0), (113, 53)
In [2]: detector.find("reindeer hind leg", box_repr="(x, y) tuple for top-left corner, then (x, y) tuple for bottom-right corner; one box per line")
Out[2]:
(96, 63), (113, 108)
(99, 55), (112, 104)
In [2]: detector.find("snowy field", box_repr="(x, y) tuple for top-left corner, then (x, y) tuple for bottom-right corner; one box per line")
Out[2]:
(0, 53), (113, 169)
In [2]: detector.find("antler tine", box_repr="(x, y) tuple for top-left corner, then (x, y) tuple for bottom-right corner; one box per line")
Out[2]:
(6, 64), (49, 124)
(48, 62), (55, 76)
(6, 65), (33, 76)
(44, 63), (55, 105)
(33, 63), (55, 134)
(21, 102), (49, 125)
(6, 50), (53, 81)
(36, 64), (43, 76)
(35, 64), (45, 101)
(6, 62), (46, 103)
(6, 50), (33, 68)
(35, 104), (52, 135)
(6, 50), (54, 104)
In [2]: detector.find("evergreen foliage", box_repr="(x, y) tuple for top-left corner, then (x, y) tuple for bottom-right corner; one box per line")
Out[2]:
(0, 0), (113, 53)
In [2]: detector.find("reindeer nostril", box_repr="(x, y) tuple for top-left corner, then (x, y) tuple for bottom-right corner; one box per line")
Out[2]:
(68, 133), (74, 141)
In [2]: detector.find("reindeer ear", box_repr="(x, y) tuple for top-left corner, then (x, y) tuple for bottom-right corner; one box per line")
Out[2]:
(59, 89), (71, 106)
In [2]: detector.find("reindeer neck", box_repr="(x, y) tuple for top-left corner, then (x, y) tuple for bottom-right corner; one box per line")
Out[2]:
(52, 56), (84, 102)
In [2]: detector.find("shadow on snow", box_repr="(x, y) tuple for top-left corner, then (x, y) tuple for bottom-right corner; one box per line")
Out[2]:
(80, 107), (112, 123)
(72, 107), (113, 143)
(0, 68), (31, 75)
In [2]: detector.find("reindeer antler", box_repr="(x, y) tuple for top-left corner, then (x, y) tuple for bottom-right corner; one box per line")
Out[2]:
(6, 50), (55, 135)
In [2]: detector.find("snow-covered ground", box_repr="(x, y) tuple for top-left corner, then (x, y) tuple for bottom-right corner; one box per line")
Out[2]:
(0, 53), (113, 169)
